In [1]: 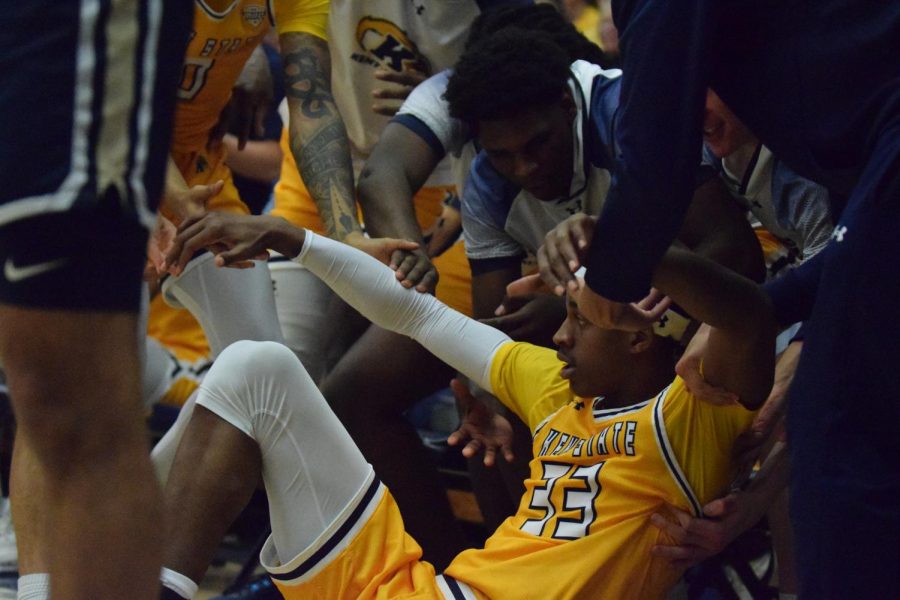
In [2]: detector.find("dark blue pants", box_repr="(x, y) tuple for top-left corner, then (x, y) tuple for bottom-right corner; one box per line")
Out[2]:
(788, 120), (900, 599)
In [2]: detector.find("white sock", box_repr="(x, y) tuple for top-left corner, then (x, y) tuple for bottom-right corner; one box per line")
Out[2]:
(161, 252), (284, 357)
(17, 573), (50, 600)
(160, 567), (197, 599)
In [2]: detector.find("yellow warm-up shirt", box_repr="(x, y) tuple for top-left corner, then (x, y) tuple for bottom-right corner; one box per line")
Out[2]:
(173, 0), (328, 153)
(151, 0), (329, 369)
(445, 342), (755, 600)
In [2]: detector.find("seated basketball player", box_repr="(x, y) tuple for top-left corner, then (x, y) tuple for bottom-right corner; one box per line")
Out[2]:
(144, 208), (773, 600)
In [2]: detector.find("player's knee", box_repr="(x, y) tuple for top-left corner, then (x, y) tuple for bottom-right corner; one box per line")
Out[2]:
(218, 340), (302, 381)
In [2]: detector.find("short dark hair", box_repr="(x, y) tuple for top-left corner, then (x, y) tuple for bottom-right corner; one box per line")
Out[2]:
(444, 28), (571, 125)
(466, 4), (609, 67)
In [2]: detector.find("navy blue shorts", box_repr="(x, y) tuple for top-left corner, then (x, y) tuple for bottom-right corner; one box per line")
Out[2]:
(0, 0), (190, 311)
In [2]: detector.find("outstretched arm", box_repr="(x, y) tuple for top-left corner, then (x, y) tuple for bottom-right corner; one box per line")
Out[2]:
(163, 213), (511, 392)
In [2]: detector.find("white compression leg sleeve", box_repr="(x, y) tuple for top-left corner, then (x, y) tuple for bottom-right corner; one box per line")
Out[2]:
(268, 256), (354, 384)
(194, 340), (372, 563)
(294, 231), (510, 393)
(161, 252), (284, 357)
(150, 389), (200, 485)
(143, 336), (176, 409)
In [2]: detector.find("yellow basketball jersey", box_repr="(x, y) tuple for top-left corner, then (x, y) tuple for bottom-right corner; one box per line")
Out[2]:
(444, 342), (755, 600)
(172, 0), (329, 153)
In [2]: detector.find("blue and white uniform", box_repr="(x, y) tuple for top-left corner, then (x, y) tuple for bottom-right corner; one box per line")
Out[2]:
(0, 0), (190, 311)
(460, 60), (621, 274)
(583, 1), (900, 595)
(704, 144), (833, 279)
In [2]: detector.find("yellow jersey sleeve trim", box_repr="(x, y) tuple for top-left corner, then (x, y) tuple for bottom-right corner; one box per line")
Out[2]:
(488, 342), (577, 431)
(271, 0), (329, 40)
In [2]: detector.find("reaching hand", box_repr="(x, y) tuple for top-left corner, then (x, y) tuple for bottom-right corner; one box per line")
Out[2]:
(208, 46), (273, 150)
(675, 323), (741, 406)
(573, 281), (671, 332)
(147, 215), (178, 276)
(729, 340), (800, 476)
(422, 200), (462, 258)
(537, 213), (598, 295)
(371, 66), (428, 116)
(480, 294), (567, 346)
(389, 247), (439, 294)
(162, 212), (297, 274)
(164, 179), (224, 226)
(649, 492), (758, 569)
(446, 379), (515, 467)
(506, 273), (552, 299)
(343, 231), (419, 268)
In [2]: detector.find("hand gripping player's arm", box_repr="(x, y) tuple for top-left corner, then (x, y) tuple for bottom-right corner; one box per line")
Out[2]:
(164, 212), (511, 393)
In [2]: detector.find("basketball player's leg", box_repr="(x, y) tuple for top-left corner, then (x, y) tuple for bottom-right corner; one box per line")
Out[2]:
(1, 305), (162, 599)
(0, 0), (190, 596)
(320, 326), (468, 570)
(157, 340), (378, 595)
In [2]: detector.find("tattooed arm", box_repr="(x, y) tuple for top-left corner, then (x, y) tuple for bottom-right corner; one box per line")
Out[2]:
(279, 31), (361, 242)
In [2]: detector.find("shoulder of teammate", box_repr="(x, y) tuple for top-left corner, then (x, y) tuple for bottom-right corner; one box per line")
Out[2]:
(770, 155), (835, 256)
(393, 70), (471, 158)
(461, 153), (524, 260)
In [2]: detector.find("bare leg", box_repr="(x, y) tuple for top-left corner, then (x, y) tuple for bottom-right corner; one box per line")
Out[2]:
(321, 326), (467, 569)
(162, 405), (261, 582)
(9, 441), (48, 576)
(0, 307), (161, 600)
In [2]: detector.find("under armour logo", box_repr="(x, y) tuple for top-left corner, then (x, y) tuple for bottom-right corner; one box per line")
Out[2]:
(832, 225), (848, 242)
(657, 314), (669, 328)
(573, 401), (584, 411)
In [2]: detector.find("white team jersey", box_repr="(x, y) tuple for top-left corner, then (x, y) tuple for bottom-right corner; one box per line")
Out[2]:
(327, 0), (482, 184)
(394, 69), (475, 191)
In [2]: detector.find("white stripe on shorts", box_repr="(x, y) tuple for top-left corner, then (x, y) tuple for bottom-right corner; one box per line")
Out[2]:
(435, 574), (479, 600)
(0, 0), (98, 227)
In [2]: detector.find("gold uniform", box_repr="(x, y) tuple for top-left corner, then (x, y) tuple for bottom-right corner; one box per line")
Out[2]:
(271, 126), (472, 315)
(269, 342), (755, 600)
(149, 0), (329, 372)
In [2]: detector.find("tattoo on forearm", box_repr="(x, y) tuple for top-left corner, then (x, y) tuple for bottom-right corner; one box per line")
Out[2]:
(281, 35), (358, 239)
(293, 120), (360, 239)
(283, 47), (333, 119)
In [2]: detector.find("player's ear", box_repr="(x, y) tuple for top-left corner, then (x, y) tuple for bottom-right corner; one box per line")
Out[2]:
(627, 329), (654, 354)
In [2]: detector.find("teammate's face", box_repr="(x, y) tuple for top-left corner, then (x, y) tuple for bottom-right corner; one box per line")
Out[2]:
(477, 92), (577, 200)
(553, 295), (630, 397)
(703, 89), (756, 159)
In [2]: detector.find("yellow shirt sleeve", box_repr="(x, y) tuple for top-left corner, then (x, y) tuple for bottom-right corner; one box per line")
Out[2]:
(489, 342), (578, 431)
(662, 376), (757, 504)
(272, 0), (329, 40)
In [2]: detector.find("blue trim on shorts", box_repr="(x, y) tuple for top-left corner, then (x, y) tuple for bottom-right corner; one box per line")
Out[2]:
(442, 575), (468, 600)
